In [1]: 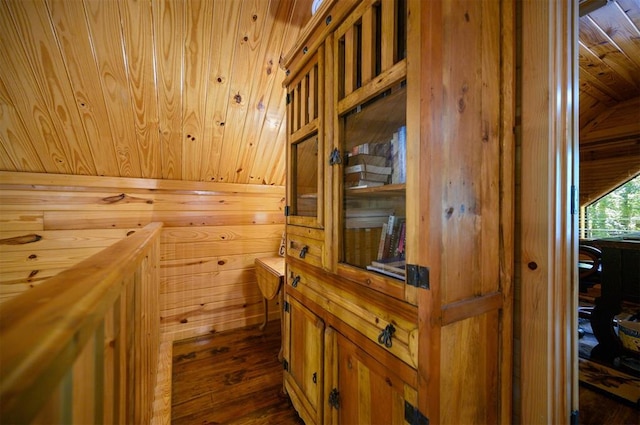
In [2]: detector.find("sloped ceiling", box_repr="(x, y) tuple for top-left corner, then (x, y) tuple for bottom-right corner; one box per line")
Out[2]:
(0, 0), (312, 185)
(578, 0), (640, 205)
(0, 0), (638, 199)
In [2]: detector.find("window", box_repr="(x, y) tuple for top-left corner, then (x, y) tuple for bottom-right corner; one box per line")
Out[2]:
(582, 175), (640, 239)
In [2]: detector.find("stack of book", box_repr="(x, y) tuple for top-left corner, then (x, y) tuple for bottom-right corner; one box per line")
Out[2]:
(346, 126), (406, 188)
(366, 214), (406, 279)
(345, 150), (392, 189)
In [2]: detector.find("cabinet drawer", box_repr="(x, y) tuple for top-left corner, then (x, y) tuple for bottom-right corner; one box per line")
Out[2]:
(287, 233), (323, 269)
(287, 264), (418, 369)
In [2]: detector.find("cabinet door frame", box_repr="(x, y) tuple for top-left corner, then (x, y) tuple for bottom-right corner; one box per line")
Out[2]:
(283, 294), (325, 424)
(286, 49), (325, 230)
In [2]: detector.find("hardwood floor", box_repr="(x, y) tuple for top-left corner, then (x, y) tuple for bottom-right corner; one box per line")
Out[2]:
(580, 384), (639, 425)
(171, 320), (304, 424)
(170, 319), (638, 425)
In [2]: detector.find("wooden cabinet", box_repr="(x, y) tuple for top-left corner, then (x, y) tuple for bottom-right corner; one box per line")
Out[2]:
(282, 0), (514, 423)
(283, 295), (324, 425)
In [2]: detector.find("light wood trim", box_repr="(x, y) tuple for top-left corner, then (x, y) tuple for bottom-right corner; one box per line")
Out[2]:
(380, 0), (397, 69)
(336, 59), (406, 113)
(441, 292), (504, 326)
(289, 120), (319, 145)
(281, 0), (359, 84)
(519, 0), (578, 422)
(0, 222), (162, 424)
(0, 171), (285, 195)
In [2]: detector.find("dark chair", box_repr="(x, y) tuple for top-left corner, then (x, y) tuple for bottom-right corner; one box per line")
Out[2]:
(578, 244), (601, 292)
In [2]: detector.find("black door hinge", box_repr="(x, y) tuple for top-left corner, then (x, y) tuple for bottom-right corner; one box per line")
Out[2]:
(571, 410), (579, 425)
(284, 205), (290, 216)
(406, 264), (430, 289)
(286, 93), (291, 105)
(404, 401), (429, 425)
(328, 388), (340, 410)
(283, 301), (290, 313)
(283, 359), (289, 371)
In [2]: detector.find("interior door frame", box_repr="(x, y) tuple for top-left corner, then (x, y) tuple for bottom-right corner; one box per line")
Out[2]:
(518, 0), (579, 423)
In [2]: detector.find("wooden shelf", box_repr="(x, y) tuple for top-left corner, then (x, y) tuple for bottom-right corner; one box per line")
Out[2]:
(345, 183), (405, 196)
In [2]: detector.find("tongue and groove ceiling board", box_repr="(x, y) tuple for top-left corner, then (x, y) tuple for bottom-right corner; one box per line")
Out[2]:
(578, 0), (640, 205)
(0, 0), (312, 185)
(0, 0), (638, 200)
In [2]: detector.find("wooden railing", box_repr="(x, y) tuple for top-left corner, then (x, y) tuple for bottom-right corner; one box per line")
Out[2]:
(0, 222), (163, 424)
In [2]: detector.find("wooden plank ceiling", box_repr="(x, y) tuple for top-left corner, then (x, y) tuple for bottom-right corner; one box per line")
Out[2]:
(0, 0), (312, 185)
(0, 0), (638, 204)
(579, 0), (640, 205)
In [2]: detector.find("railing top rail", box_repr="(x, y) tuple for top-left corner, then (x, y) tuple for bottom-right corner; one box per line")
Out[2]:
(0, 222), (163, 421)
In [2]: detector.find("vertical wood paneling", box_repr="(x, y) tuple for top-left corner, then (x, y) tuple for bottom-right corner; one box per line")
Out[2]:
(234, 0), (295, 184)
(0, 0), (315, 184)
(214, 0), (270, 183)
(200, 0), (240, 182)
(0, 1), (70, 174)
(119, 0), (162, 179)
(182, 0), (214, 181)
(153, 0), (184, 180)
(46, 0), (121, 177)
(0, 76), (43, 172)
(83, 0), (142, 177)
(3, 0), (97, 176)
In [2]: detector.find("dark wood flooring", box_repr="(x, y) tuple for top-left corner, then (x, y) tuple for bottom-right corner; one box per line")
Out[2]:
(171, 320), (638, 425)
(580, 384), (639, 425)
(171, 320), (304, 425)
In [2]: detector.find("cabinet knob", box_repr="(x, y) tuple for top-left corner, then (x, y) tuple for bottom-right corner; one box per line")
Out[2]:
(312, 372), (317, 384)
(378, 324), (396, 348)
(291, 275), (301, 288)
(299, 245), (309, 258)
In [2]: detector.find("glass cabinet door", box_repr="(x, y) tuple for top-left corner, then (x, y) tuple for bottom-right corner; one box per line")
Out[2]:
(333, 0), (408, 286)
(341, 86), (406, 280)
(286, 53), (323, 228)
(291, 133), (319, 218)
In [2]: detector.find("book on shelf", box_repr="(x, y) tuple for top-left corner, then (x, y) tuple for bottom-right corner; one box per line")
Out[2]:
(366, 265), (405, 280)
(370, 258), (406, 276)
(345, 163), (392, 176)
(390, 126), (406, 184)
(374, 214), (406, 262)
(376, 222), (388, 259)
(384, 216), (405, 259)
(345, 171), (389, 183)
(347, 153), (388, 167)
(345, 180), (385, 189)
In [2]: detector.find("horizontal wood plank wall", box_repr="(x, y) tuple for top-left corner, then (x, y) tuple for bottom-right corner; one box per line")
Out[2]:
(0, 171), (285, 342)
(0, 229), (129, 302)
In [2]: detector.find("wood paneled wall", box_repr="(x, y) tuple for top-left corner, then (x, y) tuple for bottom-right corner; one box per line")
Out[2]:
(0, 171), (285, 342)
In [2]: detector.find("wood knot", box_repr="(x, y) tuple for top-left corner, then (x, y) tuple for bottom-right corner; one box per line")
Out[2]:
(0, 234), (42, 245)
(234, 93), (242, 103)
(102, 193), (126, 204)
